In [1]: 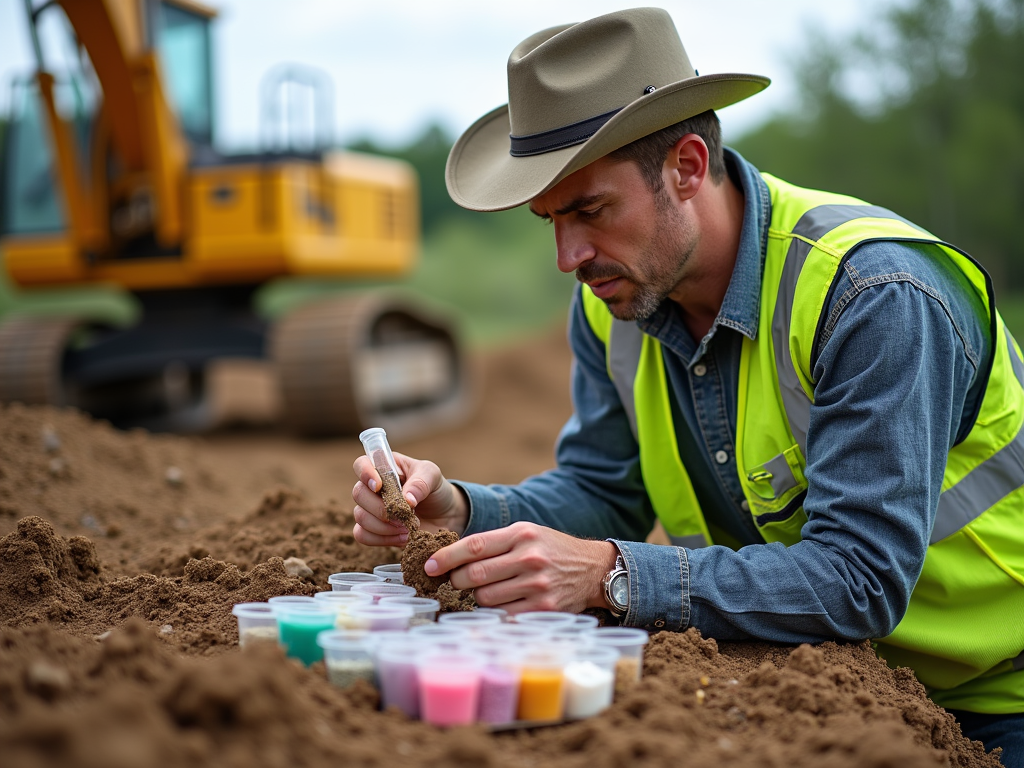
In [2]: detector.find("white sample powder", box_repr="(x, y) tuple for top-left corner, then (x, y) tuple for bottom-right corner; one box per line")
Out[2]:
(563, 660), (614, 719)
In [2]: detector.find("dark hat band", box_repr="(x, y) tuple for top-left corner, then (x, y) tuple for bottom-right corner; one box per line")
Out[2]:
(509, 106), (623, 157)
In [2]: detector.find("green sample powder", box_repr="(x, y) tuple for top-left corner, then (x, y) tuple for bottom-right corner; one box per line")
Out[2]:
(278, 615), (336, 665)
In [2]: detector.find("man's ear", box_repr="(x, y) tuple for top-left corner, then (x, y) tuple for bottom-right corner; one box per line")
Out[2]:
(662, 134), (709, 203)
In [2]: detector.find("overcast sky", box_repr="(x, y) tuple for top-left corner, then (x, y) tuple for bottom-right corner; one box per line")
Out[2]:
(0, 0), (888, 150)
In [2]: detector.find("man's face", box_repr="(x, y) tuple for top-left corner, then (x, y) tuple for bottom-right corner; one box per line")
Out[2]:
(529, 156), (698, 321)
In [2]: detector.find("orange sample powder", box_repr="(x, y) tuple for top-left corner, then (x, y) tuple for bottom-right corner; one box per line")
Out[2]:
(517, 668), (564, 721)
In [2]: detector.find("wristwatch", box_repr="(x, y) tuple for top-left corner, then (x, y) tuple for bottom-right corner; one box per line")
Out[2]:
(602, 554), (630, 618)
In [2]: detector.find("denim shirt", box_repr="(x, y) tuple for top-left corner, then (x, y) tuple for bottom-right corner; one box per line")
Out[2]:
(455, 147), (991, 643)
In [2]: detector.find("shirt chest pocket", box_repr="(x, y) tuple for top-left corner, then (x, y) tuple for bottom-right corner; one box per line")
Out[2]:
(741, 443), (808, 546)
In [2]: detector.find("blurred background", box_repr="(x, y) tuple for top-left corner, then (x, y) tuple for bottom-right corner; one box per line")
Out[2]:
(1, 0), (1022, 437)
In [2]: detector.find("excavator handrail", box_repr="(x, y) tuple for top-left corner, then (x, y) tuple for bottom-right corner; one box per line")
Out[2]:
(258, 62), (336, 154)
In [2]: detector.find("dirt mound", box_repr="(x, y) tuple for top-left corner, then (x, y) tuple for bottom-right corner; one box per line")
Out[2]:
(0, 402), (250, 576)
(0, 515), (102, 624)
(0, 601), (997, 768)
(142, 486), (403, 586)
(0, 333), (1005, 767)
(0, 517), (311, 655)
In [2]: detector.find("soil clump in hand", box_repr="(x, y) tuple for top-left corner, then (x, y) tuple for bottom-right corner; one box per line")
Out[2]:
(402, 529), (459, 597)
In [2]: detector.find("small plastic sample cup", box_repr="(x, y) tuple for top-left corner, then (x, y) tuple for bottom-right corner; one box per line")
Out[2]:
(481, 623), (553, 644)
(472, 607), (509, 622)
(417, 651), (485, 727)
(590, 627), (650, 683)
(267, 595), (317, 605)
(516, 646), (569, 722)
(313, 591), (373, 606)
(350, 582), (417, 603)
(563, 645), (618, 719)
(437, 611), (503, 634)
(317, 629), (376, 689)
(379, 596), (440, 625)
(476, 648), (522, 725)
(273, 603), (340, 666)
(346, 603), (415, 631)
(327, 572), (385, 592)
(232, 602), (279, 647)
(513, 611), (579, 631)
(372, 563), (405, 584)
(313, 591), (375, 628)
(408, 623), (471, 648)
(377, 639), (424, 718)
(548, 628), (596, 646)
(570, 614), (600, 630)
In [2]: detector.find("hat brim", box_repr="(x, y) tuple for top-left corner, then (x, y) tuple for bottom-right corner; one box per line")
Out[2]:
(446, 73), (770, 212)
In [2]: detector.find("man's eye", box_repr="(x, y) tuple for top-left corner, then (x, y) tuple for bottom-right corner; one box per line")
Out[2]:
(578, 208), (602, 220)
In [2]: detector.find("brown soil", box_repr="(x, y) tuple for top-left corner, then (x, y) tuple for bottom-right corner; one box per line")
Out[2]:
(376, 452), (419, 530)
(0, 327), (1003, 767)
(402, 528), (475, 612)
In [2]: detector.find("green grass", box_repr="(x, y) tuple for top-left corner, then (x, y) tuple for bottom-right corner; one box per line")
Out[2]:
(0, 267), (138, 326)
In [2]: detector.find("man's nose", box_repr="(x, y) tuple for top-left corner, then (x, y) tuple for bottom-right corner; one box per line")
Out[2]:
(554, 223), (596, 274)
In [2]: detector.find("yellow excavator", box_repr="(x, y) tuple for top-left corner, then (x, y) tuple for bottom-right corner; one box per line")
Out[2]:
(0, 0), (471, 437)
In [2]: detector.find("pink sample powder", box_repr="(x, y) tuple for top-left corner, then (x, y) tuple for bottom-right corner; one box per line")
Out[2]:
(418, 668), (481, 726)
(477, 665), (519, 724)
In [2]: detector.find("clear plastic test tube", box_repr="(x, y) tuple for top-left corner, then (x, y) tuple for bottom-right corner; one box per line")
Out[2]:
(359, 427), (400, 492)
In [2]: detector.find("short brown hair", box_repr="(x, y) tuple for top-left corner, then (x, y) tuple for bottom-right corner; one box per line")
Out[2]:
(608, 110), (726, 191)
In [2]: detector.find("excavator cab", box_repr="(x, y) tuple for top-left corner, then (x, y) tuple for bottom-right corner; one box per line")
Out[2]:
(0, 0), (472, 438)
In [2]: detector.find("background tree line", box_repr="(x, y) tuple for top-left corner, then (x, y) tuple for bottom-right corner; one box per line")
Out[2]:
(2, 0), (1022, 344)
(348, 0), (1024, 339)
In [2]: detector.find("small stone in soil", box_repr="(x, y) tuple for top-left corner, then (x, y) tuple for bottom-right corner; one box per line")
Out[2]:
(283, 556), (313, 579)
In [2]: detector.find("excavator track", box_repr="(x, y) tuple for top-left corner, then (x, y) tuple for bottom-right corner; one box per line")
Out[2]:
(271, 292), (473, 439)
(0, 315), (79, 407)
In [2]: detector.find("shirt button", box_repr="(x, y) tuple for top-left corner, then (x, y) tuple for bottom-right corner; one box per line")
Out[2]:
(741, 500), (750, 512)
(715, 450), (729, 465)
(693, 363), (707, 377)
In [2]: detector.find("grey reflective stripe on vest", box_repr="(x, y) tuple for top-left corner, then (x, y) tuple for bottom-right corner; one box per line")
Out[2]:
(1005, 324), (1024, 387)
(772, 205), (914, 455)
(669, 533), (709, 549)
(763, 452), (799, 498)
(931, 328), (1024, 543)
(609, 318), (643, 440)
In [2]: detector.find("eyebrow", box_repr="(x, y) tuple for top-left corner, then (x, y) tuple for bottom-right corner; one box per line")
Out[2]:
(529, 193), (608, 219)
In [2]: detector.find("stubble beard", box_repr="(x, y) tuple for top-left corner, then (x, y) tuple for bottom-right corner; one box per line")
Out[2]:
(577, 192), (698, 322)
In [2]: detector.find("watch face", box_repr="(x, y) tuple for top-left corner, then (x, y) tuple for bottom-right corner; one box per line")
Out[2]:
(610, 572), (629, 609)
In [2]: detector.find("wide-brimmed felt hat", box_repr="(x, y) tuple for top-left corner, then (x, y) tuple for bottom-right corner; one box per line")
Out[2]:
(446, 7), (770, 212)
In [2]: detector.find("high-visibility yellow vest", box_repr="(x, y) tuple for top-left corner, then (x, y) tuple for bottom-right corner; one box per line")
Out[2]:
(582, 173), (1024, 713)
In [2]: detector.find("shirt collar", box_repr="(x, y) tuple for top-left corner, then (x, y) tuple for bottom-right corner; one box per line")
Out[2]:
(638, 146), (770, 345)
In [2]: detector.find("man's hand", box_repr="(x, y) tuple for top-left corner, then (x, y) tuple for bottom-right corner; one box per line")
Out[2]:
(424, 522), (619, 615)
(351, 452), (469, 547)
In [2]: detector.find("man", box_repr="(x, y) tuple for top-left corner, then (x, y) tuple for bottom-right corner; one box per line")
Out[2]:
(351, 8), (1024, 760)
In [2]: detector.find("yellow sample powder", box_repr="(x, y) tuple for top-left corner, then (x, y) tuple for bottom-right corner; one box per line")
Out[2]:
(517, 669), (564, 721)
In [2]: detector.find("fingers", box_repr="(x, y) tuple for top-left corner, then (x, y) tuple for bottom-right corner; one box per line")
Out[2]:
(425, 528), (518, 577)
(352, 455), (382, 493)
(353, 505), (409, 547)
(392, 452), (436, 508)
(351, 460), (408, 548)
